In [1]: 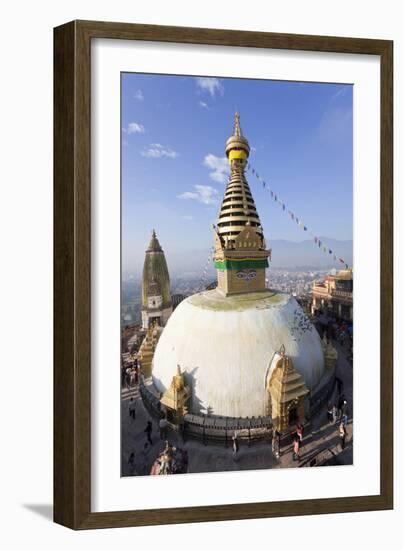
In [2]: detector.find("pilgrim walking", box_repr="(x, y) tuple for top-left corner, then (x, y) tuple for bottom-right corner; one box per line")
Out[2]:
(296, 422), (304, 446)
(272, 430), (281, 459)
(339, 422), (347, 450)
(129, 397), (136, 420)
(145, 420), (153, 445)
(293, 432), (300, 461)
(232, 433), (239, 458)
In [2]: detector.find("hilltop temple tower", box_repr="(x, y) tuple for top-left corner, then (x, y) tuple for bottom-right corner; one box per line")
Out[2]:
(152, 115), (326, 421)
(214, 113), (271, 295)
(141, 230), (172, 329)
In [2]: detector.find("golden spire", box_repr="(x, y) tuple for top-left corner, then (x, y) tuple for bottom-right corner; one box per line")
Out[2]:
(217, 113), (263, 248)
(212, 114), (271, 296)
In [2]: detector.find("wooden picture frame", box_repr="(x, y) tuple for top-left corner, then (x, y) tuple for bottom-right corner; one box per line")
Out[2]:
(54, 20), (393, 529)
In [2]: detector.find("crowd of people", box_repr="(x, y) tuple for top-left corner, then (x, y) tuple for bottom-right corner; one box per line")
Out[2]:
(320, 318), (353, 365)
(122, 356), (140, 388)
(327, 392), (349, 451)
(331, 321), (353, 364)
(327, 393), (349, 426)
(150, 440), (189, 475)
(268, 422), (305, 463)
(313, 309), (353, 366)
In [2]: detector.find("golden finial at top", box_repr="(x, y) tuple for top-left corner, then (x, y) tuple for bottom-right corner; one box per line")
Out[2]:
(233, 111), (242, 136)
(225, 111), (250, 158)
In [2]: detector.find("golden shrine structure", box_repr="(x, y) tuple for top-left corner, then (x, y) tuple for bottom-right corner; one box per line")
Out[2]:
(160, 365), (191, 425)
(267, 345), (309, 432)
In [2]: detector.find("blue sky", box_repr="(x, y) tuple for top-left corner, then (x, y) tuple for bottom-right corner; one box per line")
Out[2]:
(121, 73), (352, 275)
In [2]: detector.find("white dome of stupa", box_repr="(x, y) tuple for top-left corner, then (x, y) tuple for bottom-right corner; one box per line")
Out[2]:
(152, 288), (325, 418)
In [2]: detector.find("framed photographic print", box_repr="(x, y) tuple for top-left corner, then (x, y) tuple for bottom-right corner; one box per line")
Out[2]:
(54, 20), (393, 529)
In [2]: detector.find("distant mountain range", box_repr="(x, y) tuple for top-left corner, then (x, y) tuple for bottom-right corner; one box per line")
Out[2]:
(164, 238), (353, 278)
(268, 238), (352, 269)
(123, 238), (353, 281)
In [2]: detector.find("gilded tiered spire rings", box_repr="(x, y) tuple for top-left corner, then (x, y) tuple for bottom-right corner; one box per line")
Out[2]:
(213, 113), (271, 295)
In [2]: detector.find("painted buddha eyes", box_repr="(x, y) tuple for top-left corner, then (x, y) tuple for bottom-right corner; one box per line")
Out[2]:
(236, 269), (257, 281)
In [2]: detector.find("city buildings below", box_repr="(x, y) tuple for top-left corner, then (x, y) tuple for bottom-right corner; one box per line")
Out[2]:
(267, 269), (324, 296)
(311, 268), (353, 322)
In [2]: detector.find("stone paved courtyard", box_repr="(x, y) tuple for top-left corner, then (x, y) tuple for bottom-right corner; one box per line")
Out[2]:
(121, 340), (353, 477)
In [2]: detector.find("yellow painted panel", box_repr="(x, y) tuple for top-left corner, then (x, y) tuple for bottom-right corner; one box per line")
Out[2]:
(229, 149), (247, 161)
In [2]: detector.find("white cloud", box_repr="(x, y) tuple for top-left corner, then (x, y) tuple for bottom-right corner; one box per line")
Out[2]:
(196, 77), (224, 97)
(203, 154), (229, 183)
(330, 85), (349, 103)
(127, 122), (145, 134)
(133, 89), (144, 101)
(318, 107), (352, 143)
(198, 101), (209, 109)
(141, 143), (179, 159)
(178, 185), (218, 205)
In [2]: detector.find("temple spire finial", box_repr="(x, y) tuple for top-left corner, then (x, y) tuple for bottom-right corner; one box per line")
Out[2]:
(226, 112), (250, 160)
(233, 111), (242, 137)
(147, 228), (162, 252)
(280, 344), (286, 356)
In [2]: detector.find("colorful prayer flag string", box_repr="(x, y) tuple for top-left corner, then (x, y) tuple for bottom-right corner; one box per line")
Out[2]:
(247, 162), (350, 269)
(197, 245), (215, 291)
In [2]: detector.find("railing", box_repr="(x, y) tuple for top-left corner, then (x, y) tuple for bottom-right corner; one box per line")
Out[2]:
(183, 413), (272, 446)
(330, 289), (353, 303)
(140, 373), (336, 447)
(140, 378), (273, 445)
(139, 377), (163, 418)
(312, 286), (330, 297)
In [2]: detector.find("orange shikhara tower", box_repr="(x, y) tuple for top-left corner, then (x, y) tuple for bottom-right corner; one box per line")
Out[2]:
(213, 113), (271, 295)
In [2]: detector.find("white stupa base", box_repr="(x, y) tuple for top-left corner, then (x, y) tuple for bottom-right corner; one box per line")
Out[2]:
(152, 289), (325, 418)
